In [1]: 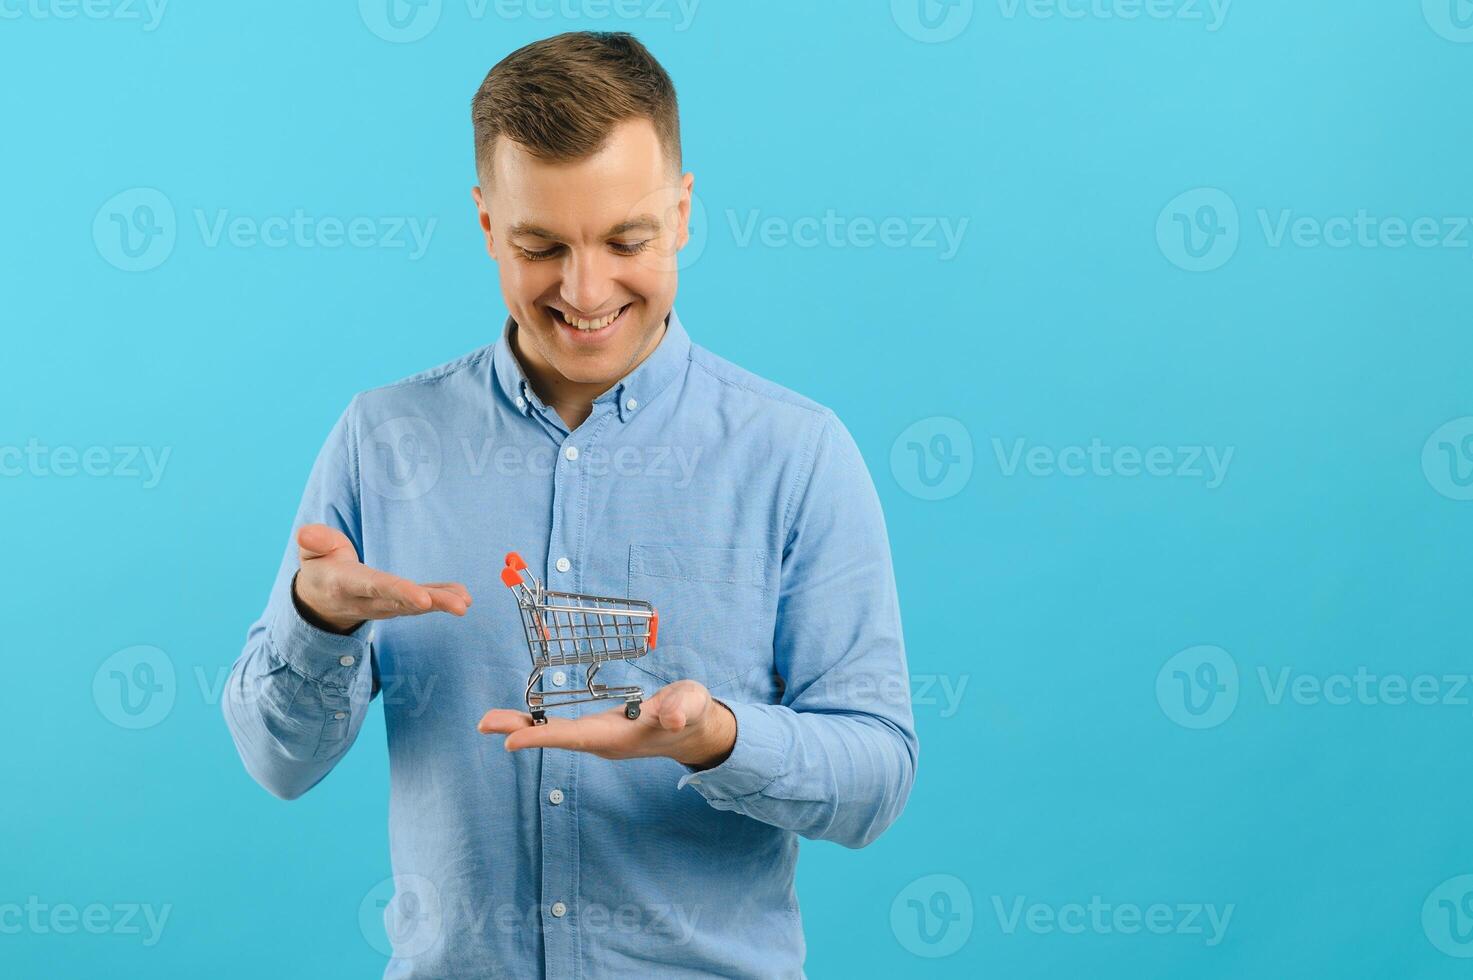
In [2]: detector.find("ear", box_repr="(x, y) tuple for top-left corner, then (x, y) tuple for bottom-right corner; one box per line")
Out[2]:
(675, 172), (695, 250)
(470, 185), (496, 260)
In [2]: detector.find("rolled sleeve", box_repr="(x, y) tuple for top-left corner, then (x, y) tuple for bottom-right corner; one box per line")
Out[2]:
(268, 575), (375, 687)
(676, 700), (792, 803)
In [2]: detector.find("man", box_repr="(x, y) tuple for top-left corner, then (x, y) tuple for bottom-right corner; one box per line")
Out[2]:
(223, 31), (916, 979)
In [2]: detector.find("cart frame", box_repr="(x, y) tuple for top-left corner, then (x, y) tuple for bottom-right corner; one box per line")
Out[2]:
(500, 552), (659, 725)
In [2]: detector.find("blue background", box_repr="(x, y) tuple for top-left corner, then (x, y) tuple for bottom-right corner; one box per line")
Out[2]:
(3, 0), (1472, 976)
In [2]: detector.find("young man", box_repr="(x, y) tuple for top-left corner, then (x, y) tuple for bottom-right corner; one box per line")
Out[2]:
(224, 32), (916, 979)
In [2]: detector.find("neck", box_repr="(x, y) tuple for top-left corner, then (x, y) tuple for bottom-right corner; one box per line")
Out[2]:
(512, 314), (669, 430)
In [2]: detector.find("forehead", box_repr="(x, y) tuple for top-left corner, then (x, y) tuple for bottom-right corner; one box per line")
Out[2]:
(489, 117), (674, 239)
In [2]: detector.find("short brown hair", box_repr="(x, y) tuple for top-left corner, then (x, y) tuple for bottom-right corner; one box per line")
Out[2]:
(471, 32), (681, 185)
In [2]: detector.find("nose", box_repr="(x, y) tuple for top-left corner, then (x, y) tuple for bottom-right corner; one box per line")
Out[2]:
(559, 246), (619, 315)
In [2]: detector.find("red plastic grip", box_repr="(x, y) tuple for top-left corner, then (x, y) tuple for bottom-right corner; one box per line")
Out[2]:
(647, 610), (659, 650)
(505, 552), (527, 571)
(501, 567), (523, 588)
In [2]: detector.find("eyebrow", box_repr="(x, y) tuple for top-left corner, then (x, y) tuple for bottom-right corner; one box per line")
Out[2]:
(508, 214), (662, 241)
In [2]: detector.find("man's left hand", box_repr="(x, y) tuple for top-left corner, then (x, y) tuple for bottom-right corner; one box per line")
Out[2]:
(477, 680), (737, 770)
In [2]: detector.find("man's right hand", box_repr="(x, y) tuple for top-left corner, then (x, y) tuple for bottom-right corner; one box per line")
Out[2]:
(291, 523), (472, 635)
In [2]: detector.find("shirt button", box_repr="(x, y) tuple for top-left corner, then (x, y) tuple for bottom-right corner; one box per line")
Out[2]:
(334, 711), (347, 720)
(548, 789), (564, 805)
(515, 396), (526, 409)
(626, 398), (638, 412)
(551, 670), (567, 686)
(338, 655), (355, 667)
(551, 901), (567, 918)
(555, 557), (571, 573)
(564, 446), (579, 462)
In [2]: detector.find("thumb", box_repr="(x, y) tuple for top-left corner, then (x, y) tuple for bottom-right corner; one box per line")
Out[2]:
(296, 523), (357, 563)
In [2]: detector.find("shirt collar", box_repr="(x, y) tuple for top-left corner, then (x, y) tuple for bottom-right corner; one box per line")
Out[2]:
(492, 307), (691, 423)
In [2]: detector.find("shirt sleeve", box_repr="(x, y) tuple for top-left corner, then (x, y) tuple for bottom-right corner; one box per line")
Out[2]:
(676, 411), (919, 848)
(221, 400), (379, 801)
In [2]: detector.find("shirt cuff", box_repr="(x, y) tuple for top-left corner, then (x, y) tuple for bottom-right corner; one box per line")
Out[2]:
(677, 700), (790, 802)
(268, 578), (374, 687)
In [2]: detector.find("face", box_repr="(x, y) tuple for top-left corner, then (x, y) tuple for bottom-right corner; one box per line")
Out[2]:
(472, 117), (693, 391)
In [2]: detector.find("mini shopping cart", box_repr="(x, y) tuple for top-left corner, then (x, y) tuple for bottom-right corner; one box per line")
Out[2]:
(500, 552), (659, 725)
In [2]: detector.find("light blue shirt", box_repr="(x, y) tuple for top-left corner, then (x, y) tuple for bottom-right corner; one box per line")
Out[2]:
(222, 309), (918, 979)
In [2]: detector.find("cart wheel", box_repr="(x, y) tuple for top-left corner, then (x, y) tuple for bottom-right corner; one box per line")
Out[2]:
(531, 710), (547, 726)
(625, 702), (641, 720)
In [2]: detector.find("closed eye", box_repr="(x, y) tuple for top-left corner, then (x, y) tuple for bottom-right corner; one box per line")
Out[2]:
(515, 241), (653, 262)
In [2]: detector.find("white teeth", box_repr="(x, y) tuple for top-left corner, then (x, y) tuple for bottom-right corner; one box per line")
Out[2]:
(562, 306), (624, 331)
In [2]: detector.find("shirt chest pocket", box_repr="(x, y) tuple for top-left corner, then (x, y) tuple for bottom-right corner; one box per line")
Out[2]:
(624, 543), (772, 693)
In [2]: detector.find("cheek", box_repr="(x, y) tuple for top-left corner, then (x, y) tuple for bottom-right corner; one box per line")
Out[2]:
(498, 259), (558, 302)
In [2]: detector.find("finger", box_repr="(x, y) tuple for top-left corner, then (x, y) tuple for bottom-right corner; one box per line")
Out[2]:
(502, 716), (599, 753)
(477, 708), (536, 734)
(297, 523), (356, 562)
(425, 587), (470, 616)
(359, 569), (434, 614)
(646, 681), (706, 733)
(421, 582), (472, 604)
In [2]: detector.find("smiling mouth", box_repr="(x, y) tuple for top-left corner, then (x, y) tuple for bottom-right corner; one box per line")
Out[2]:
(549, 303), (631, 333)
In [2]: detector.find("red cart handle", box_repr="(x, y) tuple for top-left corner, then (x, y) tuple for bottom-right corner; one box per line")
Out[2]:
(501, 552), (527, 587)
